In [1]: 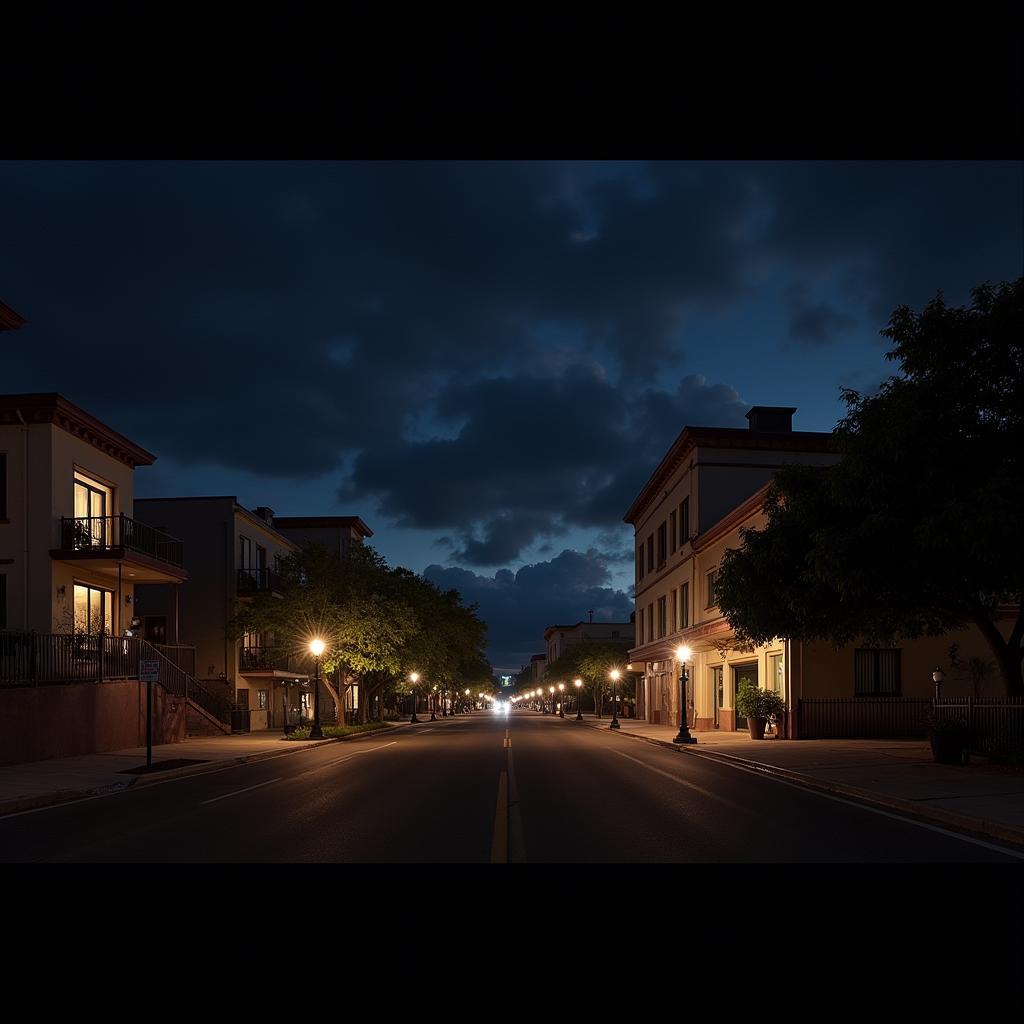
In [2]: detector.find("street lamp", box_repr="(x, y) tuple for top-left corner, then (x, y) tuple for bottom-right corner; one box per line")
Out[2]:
(431, 685), (438, 721)
(409, 671), (421, 724)
(609, 669), (621, 729)
(574, 678), (584, 721)
(673, 645), (697, 745)
(932, 666), (945, 701)
(308, 638), (325, 739)
(558, 682), (566, 718)
(548, 685), (555, 715)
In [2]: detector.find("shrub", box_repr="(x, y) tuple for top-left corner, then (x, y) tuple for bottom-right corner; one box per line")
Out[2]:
(735, 682), (786, 721)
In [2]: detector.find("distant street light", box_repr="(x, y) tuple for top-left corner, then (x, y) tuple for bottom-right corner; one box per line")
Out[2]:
(548, 685), (555, 715)
(673, 645), (696, 745)
(932, 666), (945, 701)
(574, 678), (584, 721)
(558, 682), (566, 718)
(431, 685), (438, 721)
(609, 669), (621, 729)
(409, 671), (421, 724)
(308, 638), (326, 739)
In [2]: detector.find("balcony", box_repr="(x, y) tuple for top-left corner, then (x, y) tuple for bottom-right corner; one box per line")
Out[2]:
(239, 645), (308, 680)
(51, 514), (187, 583)
(237, 567), (284, 594)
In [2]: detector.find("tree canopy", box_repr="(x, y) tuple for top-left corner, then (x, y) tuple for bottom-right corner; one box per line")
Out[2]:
(717, 278), (1023, 695)
(541, 640), (635, 716)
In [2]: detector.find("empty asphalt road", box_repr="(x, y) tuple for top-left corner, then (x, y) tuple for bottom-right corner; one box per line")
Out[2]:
(2, 711), (1022, 862)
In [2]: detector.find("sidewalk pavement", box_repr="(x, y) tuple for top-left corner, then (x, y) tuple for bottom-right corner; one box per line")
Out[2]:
(0, 723), (404, 817)
(559, 712), (1024, 848)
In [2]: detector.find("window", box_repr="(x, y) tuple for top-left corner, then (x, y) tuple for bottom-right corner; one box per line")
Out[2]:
(235, 688), (250, 708)
(646, 535), (654, 572)
(680, 582), (689, 628)
(680, 497), (690, 546)
(257, 689), (269, 710)
(769, 653), (784, 694)
(73, 471), (112, 548)
(0, 573), (6, 629)
(657, 521), (667, 565)
(670, 589), (677, 632)
(711, 664), (724, 728)
(0, 452), (6, 518)
(657, 596), (667, 638)
(647, 603), (653, 643)
(669, 510), (677, 553)
(73, 583), (113, 635)
(854, 649), (901, 695)
(706, 568), (719, 608)
(638, 543), (645, 581)
(638, 611), (645, 645)
(239, 535), (253, 569)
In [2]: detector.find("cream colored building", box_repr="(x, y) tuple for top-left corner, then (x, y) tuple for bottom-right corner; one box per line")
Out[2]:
(624, 407), (837, 732)
(544, 619), (634, 665)
(0, 393), (187, 638)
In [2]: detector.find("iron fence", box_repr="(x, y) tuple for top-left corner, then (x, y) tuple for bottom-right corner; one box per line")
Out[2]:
(797, 698), (932, 739)
(237, 567), (284, 593)
(239, 645), (302, 673)
(932, 696), (1024, 761)
(59, 514), (184, 567)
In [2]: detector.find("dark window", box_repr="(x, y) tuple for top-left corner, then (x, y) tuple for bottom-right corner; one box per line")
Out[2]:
(240, 534), (252, 569)
(0, 573), (6, 629)
(680, 497), (690, 546)
(647, 603), (653, 642)
(681, 582), (689, 628)
(0, 452), (6, 518)
(669, 510), (677, 553)
(854, 649), (902, 695)
(670, 589), (677, 632)
(638, 544), (645, 580)
(646, 536), (654, 572)
(657, 522), (667, 565)
(657, 596), (667, 638)
(706, 568), (719, 609)
(638, 611), (645, 645)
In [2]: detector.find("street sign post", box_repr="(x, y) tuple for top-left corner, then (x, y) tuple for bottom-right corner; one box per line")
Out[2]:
(139, 660), (160, 767)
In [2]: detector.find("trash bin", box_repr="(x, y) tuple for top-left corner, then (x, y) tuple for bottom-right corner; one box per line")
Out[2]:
(230, 706), (251, 733)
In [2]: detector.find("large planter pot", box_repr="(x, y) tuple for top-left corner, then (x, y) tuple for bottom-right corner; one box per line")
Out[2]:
(747, 717), (767, 740)
(929, 731), (965, 765)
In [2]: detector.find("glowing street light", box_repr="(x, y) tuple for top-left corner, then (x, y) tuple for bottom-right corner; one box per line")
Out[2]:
(431, 684), (438, 722)
(609, 669), (621, 729)
(574, 678), (584, 721)
(308, 638), (326, 739)
(673, 645), (696, 745)
(409, 671), (421, 724)
(558, 682), (566, 718)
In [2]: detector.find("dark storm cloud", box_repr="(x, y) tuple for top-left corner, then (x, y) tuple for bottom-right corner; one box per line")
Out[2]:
(785, 284), (857, 346)
(424, 548), (634, 671)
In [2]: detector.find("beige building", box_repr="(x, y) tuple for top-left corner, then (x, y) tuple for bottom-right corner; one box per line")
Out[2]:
(0, 393), (187, 638)
(624, 407), (837, 732)
(544, 619), (634, 665)
(134, 499), (313, 731)
(530, 653), (547, 685)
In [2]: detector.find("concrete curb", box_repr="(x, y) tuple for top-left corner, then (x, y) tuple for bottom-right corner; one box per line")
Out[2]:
(0, 724), (400, 818)
(570, 716), (1024, 849)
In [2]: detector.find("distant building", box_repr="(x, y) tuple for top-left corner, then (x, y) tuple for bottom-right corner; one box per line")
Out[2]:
(273, 516), (373, 556)
(530, 653), (547, 685)
(544, 620), (635, 666)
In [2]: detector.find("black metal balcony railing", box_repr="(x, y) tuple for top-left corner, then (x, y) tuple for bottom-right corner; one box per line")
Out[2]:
(60, 514), (184, 568)
(239, 645), (302, 673)
(237, 567), (284, 593)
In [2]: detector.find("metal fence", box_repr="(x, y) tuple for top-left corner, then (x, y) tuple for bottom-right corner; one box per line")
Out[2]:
(932, 696), (1024, 761)
(0, 630), (229, 725)
(59, 514), (184, 567)
(797, 698), (932, 739)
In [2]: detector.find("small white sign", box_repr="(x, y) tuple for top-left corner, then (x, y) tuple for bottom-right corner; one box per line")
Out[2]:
(139, 660), (160, 683)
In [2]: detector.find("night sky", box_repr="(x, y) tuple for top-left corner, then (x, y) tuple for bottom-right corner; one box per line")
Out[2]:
(1, 161), (1020, 672)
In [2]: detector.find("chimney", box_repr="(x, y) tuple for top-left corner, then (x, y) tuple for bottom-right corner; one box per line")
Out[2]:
(253, 506), (275, 526)
(745, 406), (796, 433)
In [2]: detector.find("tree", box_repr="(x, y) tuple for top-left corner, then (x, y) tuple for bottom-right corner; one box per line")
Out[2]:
(543, 641), (634, 717)
(717, 279), (1023, 695)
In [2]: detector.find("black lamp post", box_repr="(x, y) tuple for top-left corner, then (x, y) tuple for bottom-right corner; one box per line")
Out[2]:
(932, 666), (944, 701)
(431, 687), (438, 721)
(610, 670), (621, 729)
(558, 683), (566, 718)
(409, 672), (421, 724)
(673, 645), (697, 744)
(574, 679), (584, 721)
(309, 638), (325, 739)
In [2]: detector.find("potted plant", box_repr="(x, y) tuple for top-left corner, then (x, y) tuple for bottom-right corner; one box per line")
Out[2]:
(735, 682), (786, 739)
(926, 714), (969, 765)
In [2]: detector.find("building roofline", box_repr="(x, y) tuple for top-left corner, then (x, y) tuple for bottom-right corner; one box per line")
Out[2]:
(622, 423), (834, 525)
(135, 496), (301, 550)
(692, 483), (771, 553)
(0, 393), (157, 467)
(543, 620), (634, 639)
(274, 515), (374, 538)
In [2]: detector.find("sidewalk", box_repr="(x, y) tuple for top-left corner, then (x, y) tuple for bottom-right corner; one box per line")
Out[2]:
(560, 712), (1024, 847)
(0, 724), (402, 817)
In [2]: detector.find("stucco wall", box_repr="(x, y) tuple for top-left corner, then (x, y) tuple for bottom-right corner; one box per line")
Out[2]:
(0, 680), (186, 765)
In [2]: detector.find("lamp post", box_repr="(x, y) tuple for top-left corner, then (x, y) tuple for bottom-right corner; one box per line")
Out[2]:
(409, 671), (421, 724)
(308, 638), (325, 739)
(558, 682), (565, 718)
(574, 678), (584, 721)
(431, 685), (438, 721)
(464, 687), (470, 715)
(932, 666), (944, 702)
(609, 669), (621, 729)
(548, 686), (555, 715)
(673, 645), (697, 744)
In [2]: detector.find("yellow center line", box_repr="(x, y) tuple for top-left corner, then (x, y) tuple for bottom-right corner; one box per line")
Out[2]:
(490, 771), (508, 863)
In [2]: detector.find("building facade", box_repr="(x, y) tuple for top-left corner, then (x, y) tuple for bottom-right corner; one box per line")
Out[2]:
(133, 498), (310, 731)
(544, 619), (635, 665)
